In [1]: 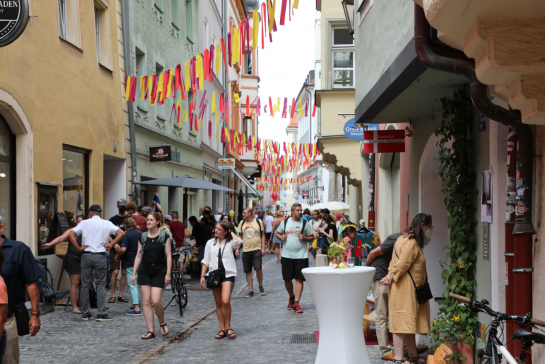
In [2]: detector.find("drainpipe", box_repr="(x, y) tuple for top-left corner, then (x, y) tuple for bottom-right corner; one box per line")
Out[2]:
(121, 0), (138, 203)
(414, 3), (536, 357)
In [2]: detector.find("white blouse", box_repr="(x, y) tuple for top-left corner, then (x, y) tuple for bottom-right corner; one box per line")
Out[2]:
(201, 237), (243, 278)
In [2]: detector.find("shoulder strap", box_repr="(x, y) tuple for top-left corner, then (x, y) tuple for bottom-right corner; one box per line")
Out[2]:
(302, 219), (307, 235)
(257, 218), (263, 234)
(240, 219), (247, 233)
(140, 231), (149, 250)
(283, 218), (288, 231)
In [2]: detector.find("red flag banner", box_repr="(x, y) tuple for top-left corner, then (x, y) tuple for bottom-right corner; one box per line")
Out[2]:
(363, 130), (405, 153)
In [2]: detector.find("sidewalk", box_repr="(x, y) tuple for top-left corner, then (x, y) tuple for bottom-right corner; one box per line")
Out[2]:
(20, 253), (397, 363)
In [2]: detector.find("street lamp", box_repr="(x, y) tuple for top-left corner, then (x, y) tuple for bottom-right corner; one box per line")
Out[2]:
(341, 0), (355, 36)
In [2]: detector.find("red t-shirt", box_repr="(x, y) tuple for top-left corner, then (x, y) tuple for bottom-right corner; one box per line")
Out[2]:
(132, 214), (147, 232)
(169, 221), (186, 247)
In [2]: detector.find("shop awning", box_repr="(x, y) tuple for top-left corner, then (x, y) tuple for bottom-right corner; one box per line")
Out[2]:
(133, 175), (234, 191)
(233, 169), (261, 197)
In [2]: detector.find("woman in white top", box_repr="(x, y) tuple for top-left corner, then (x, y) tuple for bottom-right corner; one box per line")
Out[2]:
(200, 220), (242, 340)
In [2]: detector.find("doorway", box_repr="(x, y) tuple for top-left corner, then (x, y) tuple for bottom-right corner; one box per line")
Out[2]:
(103, 154), (126, 220)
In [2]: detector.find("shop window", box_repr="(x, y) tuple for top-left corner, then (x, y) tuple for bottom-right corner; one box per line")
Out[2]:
(155, 0), (163, 11)
(63, 147), (88, 231)
(0, 116), (14, 240)
(58, 0), (81, 47)
(37, 186), (58, 256)
(186, 0), (193, 42)
(94, 0), (113, 69)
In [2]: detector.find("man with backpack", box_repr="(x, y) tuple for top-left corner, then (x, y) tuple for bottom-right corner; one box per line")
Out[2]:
(236, 207), (266, 297)
(275, 203), (314, 314)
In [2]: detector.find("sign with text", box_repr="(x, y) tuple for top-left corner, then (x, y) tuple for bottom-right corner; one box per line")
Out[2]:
(149, 146), (171, 162)
(343, 118), (379, 141)
(218, 158), (235, 169)
(363, 130), (405, 153)
(0, 0), (28, 47)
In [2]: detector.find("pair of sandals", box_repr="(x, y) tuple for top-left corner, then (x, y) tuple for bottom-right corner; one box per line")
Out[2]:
(215, 327), (236, 339)
(394, 357), (426, 364)
(108, 296), (129, 303)
(141, 323), (169, 339)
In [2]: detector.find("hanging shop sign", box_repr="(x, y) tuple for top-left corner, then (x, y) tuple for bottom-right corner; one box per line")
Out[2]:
(218, 158), (235, 169)
(149, 146), (171, 162)
(343, 118), (379, 141)
(0, 0), (29, 48)
(363, 130), (405, 153)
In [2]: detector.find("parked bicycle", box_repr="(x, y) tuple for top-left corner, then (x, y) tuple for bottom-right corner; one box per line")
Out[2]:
(449, 293), (545, 364)
(164, 249), (188, 316)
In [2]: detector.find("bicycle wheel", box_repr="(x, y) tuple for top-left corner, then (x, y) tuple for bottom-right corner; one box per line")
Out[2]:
(174, 277), (183, 316)
(180, 282), (188, 308)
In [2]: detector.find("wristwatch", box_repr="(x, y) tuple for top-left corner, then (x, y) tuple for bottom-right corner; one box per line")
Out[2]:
(31, 311), (41, 317)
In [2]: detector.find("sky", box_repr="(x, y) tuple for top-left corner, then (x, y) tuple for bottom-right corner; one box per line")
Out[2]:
(257, 0), (316, 143)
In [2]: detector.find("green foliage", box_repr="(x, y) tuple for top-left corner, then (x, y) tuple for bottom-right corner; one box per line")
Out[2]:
(427, 88), (478, 362)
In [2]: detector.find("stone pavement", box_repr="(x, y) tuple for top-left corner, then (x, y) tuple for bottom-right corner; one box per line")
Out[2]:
(20, 253), (420, 364)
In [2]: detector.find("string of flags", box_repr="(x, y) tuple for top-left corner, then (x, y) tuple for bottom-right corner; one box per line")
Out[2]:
(123, 0), (318, 120)
(255, 175), (315, 192)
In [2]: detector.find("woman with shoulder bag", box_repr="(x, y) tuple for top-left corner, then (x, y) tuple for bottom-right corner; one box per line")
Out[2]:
(131, 212), (172, 340)
(381, 213), (433, 364)
(200, 220), (242, 340)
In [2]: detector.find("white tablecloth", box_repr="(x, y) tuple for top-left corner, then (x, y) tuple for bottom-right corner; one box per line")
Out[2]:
(303, 266), (376, 364)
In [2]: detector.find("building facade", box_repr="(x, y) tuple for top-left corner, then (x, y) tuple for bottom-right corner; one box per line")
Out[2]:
(127, 0), (202, 221)
(0, 0), (127, 287)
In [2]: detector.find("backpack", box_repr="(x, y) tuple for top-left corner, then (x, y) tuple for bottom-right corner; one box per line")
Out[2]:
(240, 218), (264, 237)
(282, 218), (308, 238)
(140, 230), (168, 255)
(35, 258), (56, 303)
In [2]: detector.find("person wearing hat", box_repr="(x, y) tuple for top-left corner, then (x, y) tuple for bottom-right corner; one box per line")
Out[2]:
(164, 215), (172, 224)
(108, 199), (129, 304)
(68, 204), (125, 321)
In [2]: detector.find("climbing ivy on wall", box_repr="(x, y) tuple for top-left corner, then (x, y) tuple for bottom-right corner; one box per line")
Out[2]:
(427, 88), (479, 361)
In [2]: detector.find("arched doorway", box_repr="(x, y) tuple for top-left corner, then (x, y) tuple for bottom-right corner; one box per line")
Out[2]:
(0, 115), (15, 238)
(419, 133), (451, 344)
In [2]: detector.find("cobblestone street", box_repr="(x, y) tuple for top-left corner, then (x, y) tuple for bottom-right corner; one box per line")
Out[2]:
(20, 254), (418, 364)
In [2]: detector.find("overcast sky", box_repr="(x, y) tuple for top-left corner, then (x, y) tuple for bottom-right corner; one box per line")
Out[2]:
(257, 0), (316, 143)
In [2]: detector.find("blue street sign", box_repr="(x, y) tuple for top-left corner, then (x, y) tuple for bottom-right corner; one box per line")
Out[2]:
(343, 118), (379, 141)
(295, 196), (300, 201)
(282, 194), (287, 198)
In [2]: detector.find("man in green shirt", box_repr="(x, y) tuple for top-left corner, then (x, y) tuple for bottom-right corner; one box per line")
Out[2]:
(276, 203), (314, 314)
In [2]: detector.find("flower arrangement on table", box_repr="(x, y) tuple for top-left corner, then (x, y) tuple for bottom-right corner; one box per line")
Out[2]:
(328, 238), (352, 269)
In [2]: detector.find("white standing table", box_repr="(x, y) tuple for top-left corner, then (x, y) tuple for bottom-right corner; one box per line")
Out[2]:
(302, 266), (376, 364)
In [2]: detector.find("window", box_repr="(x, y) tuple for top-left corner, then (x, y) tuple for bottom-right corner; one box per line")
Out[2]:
(156, 63), (166, 120)
(213, 0), (223, 19)
(171, 0), (179, 28)
(155, 0), (163, 11)
(136, 48), (147, 111)
(93, 0), (113, 68)
(243, 117), (252, 137)
(37, 186), (57, 256)
(186, 0), (193, 41)
(332, 28), (354, 88)
(244, 49), (253, 75)
(58, 0), (81, 47)
(62, 147), (88, 233)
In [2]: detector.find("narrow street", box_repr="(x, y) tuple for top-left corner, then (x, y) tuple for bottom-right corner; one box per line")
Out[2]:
(20, 254), (392, 364)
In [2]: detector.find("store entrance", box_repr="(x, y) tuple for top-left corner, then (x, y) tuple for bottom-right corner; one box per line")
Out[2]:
(0, 114), (15, 239)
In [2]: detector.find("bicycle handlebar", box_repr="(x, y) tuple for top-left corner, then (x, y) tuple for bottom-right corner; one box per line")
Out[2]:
(449, 293), (471, 303)
(531, 319), (545, 327)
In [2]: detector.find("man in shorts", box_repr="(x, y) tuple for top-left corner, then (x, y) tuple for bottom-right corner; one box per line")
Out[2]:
(264, 211), (274, 254)
(276, 203), (314, 314)
(236, 207), (265, 297)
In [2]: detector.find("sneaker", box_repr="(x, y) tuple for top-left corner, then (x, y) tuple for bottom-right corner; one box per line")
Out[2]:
(165, 284), (172, 291)
(259, 286), (266, 296)
(245, 291), (255, 298)
(287, 296), (295, 311)
(293, 302), (303, 314)
(126, 309), (142, 316)
(96, 314), (113, 321)
(81, 314), (93, 321)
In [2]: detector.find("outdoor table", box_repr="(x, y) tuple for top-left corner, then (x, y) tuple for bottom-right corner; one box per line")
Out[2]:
(302, 266), (376, 364)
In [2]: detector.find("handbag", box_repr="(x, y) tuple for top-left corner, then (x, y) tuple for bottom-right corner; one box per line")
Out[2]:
(8, 300), (30, 336)
(206, 242), (227, 290)
(311, 238), (318, 250)
(395, 248), (433, 304)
